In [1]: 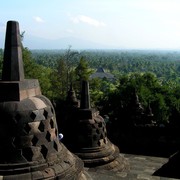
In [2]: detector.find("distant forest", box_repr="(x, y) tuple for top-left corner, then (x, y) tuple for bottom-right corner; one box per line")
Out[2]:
(31, 49), (180, 81)
(0, 48), (180, 127)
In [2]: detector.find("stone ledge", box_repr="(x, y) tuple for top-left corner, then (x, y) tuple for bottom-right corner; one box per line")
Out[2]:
(0, 79), (41, 101)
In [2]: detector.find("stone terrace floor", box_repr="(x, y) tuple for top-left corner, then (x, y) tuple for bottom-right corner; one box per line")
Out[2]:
(85, 153), (179, 180)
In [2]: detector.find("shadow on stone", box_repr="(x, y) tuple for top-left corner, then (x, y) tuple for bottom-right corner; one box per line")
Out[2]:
(153, 151), (180, 179)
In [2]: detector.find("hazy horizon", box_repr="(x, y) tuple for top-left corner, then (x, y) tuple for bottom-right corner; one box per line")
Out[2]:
(1, 0), (180, 50)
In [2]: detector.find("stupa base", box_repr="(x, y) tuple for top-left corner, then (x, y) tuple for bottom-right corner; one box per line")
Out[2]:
(75, 140), (130, 172)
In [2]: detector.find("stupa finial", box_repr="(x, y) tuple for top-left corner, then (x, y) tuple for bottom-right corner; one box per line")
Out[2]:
(66, 83), (79, 107)
(0, 21), (41, 101)
(2, 21), (24, 81)
(80, 80), (90, 109)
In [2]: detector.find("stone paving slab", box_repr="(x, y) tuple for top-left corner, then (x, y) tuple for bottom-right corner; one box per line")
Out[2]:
(86, 153), (179, 180)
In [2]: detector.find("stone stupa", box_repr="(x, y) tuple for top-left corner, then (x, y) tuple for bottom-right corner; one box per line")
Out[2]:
(60, 80), (129, 172)
(0, 20), (89, 180)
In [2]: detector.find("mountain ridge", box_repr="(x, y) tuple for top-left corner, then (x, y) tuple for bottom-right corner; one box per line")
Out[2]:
(22, 35), (119, 50)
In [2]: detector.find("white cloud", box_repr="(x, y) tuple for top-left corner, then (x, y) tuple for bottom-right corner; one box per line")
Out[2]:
(71, 15), (106, 27)
(33, 16), (45, 23)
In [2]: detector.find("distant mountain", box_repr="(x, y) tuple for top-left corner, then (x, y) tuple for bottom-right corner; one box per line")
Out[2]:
(23, 36), (118, 50)
(0, 21), (119, 49)
(0, 31), (120, 49)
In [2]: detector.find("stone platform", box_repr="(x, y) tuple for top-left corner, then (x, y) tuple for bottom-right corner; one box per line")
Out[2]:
(86, 153), (179, 180)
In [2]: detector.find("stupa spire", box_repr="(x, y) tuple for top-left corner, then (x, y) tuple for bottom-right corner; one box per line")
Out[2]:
(2, 21), (24, 81)
(0, 20), (87, 179)
(80, 80), (90, 109)
(0, 21), (41, 102)
(66, 83), (79, 107)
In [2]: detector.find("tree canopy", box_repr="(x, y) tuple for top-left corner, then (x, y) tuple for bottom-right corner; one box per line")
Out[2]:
(0, 47), (179, 126)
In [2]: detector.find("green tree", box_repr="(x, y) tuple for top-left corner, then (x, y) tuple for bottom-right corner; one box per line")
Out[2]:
(98, 72), (172, 125)
(55, 58), (68, 100)
(63, 46), (79, 91)
(74, 56), (93, 98)
(90, 77), (117, 107)
(75, 56), (92, 81)
(22, 47), (54, 99)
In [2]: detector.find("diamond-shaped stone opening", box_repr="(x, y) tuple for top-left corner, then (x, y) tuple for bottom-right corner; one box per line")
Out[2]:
(98, 122), (103, 128)
(32, 135), (38, 146)
(38, 121), (45, 132)
(102, 127), (105, 132)
(41, 145), (48, 159)
(24, 123), (31, 134)
(91, 124), (97, 129)
(97, 141), (101, 146)
(14, 113), (21, 122)
(30, 112), (36, 120)
(96, 129), (100, 134)
(100, 133), (104, 139)
(53, 141), (58, 151)
(22, 147), (34, 161)
(50, 119), (54, 129)
(43, 109), (48, 119)
(45, 131), (51, 142)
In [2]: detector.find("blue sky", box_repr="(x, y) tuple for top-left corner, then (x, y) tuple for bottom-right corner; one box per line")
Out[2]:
(1, 0), (180, 49)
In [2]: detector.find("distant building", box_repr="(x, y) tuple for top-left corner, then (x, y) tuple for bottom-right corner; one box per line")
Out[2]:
(90, 67), (115, 81)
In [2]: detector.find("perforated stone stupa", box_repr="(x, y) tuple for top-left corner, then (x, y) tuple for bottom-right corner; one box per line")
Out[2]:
(0, 21), (88, 180)
(61, 80), (129, 171)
